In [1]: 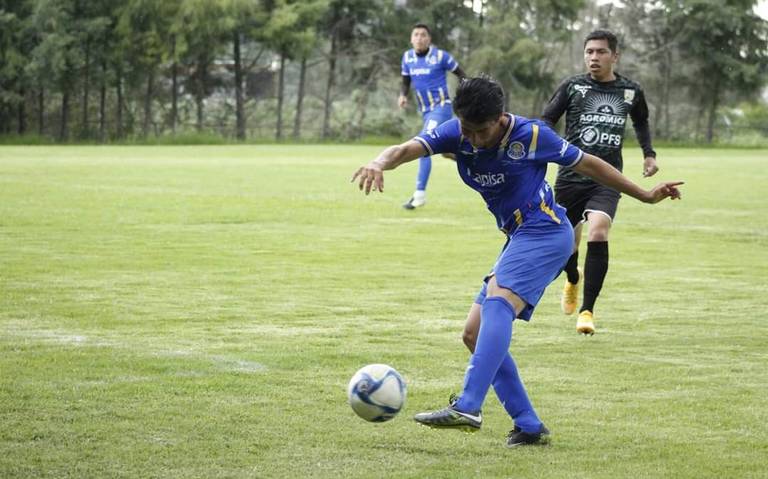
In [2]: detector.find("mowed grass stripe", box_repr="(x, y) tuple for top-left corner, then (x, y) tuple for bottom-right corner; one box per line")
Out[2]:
(1, 145), (766, 478)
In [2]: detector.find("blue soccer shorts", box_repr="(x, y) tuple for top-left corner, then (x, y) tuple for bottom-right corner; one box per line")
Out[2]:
(420, 104), (453, 138)
(474, 208), (574, 321)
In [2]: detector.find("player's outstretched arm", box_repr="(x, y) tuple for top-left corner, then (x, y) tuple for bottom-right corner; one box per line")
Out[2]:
(573, 153), (683, 204)
(351, 140), (427, 195)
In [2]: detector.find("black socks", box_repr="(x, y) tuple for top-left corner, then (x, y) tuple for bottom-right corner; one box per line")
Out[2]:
(564, 251), (580, 284)
(581, 241), (609, 313)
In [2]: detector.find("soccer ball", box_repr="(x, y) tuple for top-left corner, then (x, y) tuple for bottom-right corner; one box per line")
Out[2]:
(347, 364), (406, 422)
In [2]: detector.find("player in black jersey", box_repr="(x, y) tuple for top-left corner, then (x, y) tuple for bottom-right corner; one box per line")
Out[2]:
(541, 30), (659, 335)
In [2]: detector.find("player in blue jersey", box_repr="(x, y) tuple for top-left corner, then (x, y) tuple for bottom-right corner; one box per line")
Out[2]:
(351, 76), (682, 447)
(399, 23), (466, 210)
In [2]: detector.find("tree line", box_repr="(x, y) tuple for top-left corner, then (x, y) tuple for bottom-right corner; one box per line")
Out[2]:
(0, 0), (766, 143)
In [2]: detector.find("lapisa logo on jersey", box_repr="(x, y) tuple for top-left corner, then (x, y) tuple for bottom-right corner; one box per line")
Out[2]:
(624, 89), (635, 103)
(507, 142), (526, 160)
(472, 172), (505, 187)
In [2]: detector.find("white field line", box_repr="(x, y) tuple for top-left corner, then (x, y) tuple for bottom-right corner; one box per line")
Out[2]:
(1, 322), (268, 374)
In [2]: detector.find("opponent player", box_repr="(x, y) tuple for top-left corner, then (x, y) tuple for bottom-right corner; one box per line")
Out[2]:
(542, 30), (659, 335)
(352, 77), (682, 446)
(399, 23), (466, 209)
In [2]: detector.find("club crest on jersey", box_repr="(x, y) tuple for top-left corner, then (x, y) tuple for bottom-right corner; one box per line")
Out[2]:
(574, 85), (591, 97)
(507, 142), (526, 160)
(580, 126), (600, 146)
(624, 89), (635, 103)
(428, 56), (438, 65)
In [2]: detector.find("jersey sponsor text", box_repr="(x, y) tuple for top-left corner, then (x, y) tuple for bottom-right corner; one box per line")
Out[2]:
(473, 172), (506, 187)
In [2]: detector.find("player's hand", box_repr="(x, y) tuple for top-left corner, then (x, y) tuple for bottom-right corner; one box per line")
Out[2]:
(644, 181), (684, 203)
(351, 162), (384, 195)
(643, 156), (659, 177)
(398, 95), (408, 109)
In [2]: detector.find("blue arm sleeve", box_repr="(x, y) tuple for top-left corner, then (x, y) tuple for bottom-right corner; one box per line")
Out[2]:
(530, 121), (583, 167)
(414, 118), (461, 156)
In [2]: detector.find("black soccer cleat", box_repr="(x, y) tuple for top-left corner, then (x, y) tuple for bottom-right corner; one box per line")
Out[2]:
(413, 395), (482, 431)
(505, 424), (551, 447)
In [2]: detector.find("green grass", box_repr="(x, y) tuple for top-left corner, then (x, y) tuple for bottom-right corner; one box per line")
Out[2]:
(1, 145), (766, 478)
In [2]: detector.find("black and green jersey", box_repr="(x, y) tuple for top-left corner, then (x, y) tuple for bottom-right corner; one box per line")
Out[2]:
(541, 73), (655, 183)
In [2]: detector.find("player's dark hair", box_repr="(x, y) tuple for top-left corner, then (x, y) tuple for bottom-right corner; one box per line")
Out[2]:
(412, 23), (431, 35)
(453, 76), (505, 124)
(584, 30), (618, 52)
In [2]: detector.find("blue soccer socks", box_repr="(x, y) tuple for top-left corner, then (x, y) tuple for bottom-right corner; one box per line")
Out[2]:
(416, 156), (432, 192)
(455, 296), (543, 433)
(455, 296), (515, 413)
(492, 353), (542, 433)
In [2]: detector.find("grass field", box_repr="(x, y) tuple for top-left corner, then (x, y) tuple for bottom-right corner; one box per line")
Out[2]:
(1, 145), (767, 478)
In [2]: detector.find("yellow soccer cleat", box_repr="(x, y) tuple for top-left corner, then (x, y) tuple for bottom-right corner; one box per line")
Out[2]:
(561, 270), (580, 315)
(576, 310), (595, 335)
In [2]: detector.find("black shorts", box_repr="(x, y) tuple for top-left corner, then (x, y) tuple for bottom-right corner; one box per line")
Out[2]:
(554, 179), (621, 227)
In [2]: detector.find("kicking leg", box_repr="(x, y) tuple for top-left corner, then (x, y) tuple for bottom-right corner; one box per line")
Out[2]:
(414, 278), (521, 431)
(462, 301), (542, 433)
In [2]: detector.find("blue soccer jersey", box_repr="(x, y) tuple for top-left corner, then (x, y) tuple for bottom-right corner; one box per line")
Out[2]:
(401, 46), (459, 113)
(414, 114), (584, 234)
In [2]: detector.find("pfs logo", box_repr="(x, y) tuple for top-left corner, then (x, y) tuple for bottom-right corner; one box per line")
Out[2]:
(580, 126), (621, 147)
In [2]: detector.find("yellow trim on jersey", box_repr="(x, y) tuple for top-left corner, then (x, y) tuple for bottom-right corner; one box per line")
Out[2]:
(528, 124), (539, 159)
(427, 91), (435, 110)
(438, 87), (446, 106)
(539, 200), (561, 224)
(514, 209), (523, 226)
(415, 91), (426, 112)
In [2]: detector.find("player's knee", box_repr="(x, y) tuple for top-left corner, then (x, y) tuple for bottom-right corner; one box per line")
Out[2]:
(588, 229), (609, 242)
(461, 321), (480, 353)
(462, 328), (477, 352)
(486, 278), (525, 314)
(586, 214), (611, 241)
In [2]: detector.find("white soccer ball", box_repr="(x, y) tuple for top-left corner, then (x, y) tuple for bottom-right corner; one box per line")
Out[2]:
(347, 364), (406, 422)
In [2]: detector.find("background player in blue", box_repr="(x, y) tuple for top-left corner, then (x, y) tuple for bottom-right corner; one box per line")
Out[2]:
(542, 30), (659, 335)
(352, 77), (683, 447)
(399, 23), (466, 210)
